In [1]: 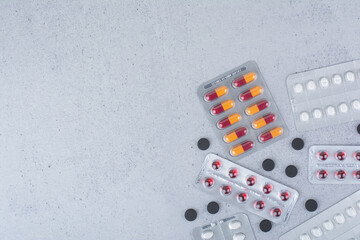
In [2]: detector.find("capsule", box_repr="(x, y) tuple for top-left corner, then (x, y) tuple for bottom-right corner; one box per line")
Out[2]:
(217, 113), (241, 129)
(211, 100), (234, 115)
(252, 114), (276, 129)
(204, 86), (228, 102)
(230, 141), (254, 156)
(233, 72), (257, 88)
(223, 127), (247, 143)
(245, 100), (269, 115)
(239, 86), (263, 101)
(259, 127), (283, 143)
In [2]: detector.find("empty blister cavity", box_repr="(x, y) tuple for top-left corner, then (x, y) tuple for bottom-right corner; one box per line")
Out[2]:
(195, 153), (299, 223)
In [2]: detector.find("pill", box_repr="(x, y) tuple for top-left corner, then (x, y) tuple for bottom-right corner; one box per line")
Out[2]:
(233, 233), (246, 240)
(245, 100), (269, 115)
(224, 127), (247, 143)
(355, 170), (360, 179)
(332, 74), (342, 85)
(280, 192), (290, 201)
(326, 106), (336, 116)
(345, 71), (355, 82)
(229, 168), (238, 178)
(212, 160), (222, 170)
(201, 230), (214, 239)
(346, 206), (357, 217)
(252, 113), (276, 129)
(307, 80), (316, 90)
(323, 220), (334, 231)
(246, 176), (256, 186)
(230, 141), (254, 156)
(319, 77), (329, 88)
(293, 83), (304, 93)
(336, 151), (346, 160)
(229, 220), (242, 230)
(271, 208), (282, 217)
(254, 200), (265, 210)
(233, 72), (257, 88)
(237, 193), (248, 202)
(352, 100), (360, 111)
(204, 86), (228, 102)
(299, 233), (311, 240)
(217, 113), (241, 129)
(221, 185), (232, 195)
(204, 178), (214, 187)
(263, 184), (273, 194)
(300, 112), (310, 122)
(239, 86), (263, 101)
(355, 152), (360, 161)
(211, 100), (234, 115)
(317, 170), (328, 179)
(311, 226), (323, 237)
(338, 103), (348, 113)
(318, 151), (328, 160)
(335, 170), (346, 180)
(312, 109), (322, 119)
(259, 127), (283, 143)
(334, 213), (345, 224)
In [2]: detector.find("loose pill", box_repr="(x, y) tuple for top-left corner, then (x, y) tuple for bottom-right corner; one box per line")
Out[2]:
(252, 113), (276, 129)
(239, 86), (263, 101)
(259, 127), (283, 143)
(224, 127), (247, 143)
(245, 100), (269, 115)
(230, 141), (254, 156)
(332, 74), (342, 85)
(204, 86), (228, 102)
(319, 77), (329, 88)
(217, 113), (241, 129)
(300, 112), (310, 122)
(229, 220), (242, 230)
(233, 72), (257, 88)
(211, 100), (234, 115)
(293, 83), (304, 93)
(345, 71), (355, 82)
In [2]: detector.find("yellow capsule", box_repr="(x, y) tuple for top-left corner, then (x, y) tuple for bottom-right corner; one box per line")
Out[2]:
(229, 113), (241, 124)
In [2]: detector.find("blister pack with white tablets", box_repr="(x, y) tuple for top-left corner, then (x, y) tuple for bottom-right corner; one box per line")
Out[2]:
(309, 145), (360, 184)
(195, 153), (299, 223)
(198, 61), (288, 159)
(192, 213), (255, 240)
(280, 190), (360, 240)
(287, 59), (360, 132)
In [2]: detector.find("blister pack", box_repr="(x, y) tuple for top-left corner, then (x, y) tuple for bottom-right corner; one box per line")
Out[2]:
(280, 190), (360, 240)
(195, 153), (299, 223)
(287, 59), (360, 132)
(198, 61), (288, 159)
(309, 145), (360, 184)
(192, 213), (255, 240)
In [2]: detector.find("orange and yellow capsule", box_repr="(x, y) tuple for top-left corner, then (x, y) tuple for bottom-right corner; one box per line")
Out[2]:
(230, 141), (254, 156)
(233, 72), (257, 88)
(252, 114), (276, 129)
(245, 100), (269, 115)
(204, 86), (228, 102)
(239, 86), (263, 101)
(217, 113), (241, 129)
(224, 127), (247, 143)
(259, 127), (283, 142)
(211, 100), (234, 115)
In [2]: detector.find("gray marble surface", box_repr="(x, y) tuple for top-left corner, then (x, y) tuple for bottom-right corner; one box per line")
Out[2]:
(1, 1), (360, 240)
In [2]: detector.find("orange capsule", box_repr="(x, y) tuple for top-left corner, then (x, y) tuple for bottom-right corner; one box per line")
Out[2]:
(245, 100), (269, 115)
(217, 113), (241, 129)
(224, 127), (247, 143)
(204, 86), (228, 102)
(233, 72), (257, 88)
(211, 100), (234, 115)
(240, 86), (263, 101)
(230, 141), (254, 156)
(259, 127), (283, 142)
(252, 114), (276, 129)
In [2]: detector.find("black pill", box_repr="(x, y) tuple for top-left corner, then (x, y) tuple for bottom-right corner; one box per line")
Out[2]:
(262, 159), (275, 171)
(259, 219), (272, 232)
(285, 165), (298, 178)
(184, 208), (197, 221)
(357, 124), (360, 134)
(292, 138), (304, 150)
(197, 138), (210, 150)
(305, 199), (318, 212)
(207, 201), (220, 214)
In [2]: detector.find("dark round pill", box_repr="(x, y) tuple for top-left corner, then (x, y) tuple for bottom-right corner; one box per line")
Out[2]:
(259, 219), (272, 232)
(357, 124), (360, 134)
(197, 138), (210, 150)
(285, 165), (298, 178)
(262, 159), (275, 171)
(292, 138), (304, 150)
(305, 199), (318, 212)
(207, 201), (220, 214)
(184, 208), (197, 221)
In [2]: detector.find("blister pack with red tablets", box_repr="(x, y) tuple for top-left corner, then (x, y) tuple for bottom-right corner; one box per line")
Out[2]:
(280, 190), (360, 240)
(192, 213), (255, 240)
(309, 145), (360, 184)
(197, 61), (288, 159)
(195, 153), (299, 223)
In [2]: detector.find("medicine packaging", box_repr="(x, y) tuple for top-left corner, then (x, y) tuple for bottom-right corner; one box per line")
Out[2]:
(198, 61), (288, 159)
(280, 190), (360, 240)
(192, 213), (255, 240)
(308, 145), (360, 184)
(287, 60), (360, 132)
(195, 153), (299, 223)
